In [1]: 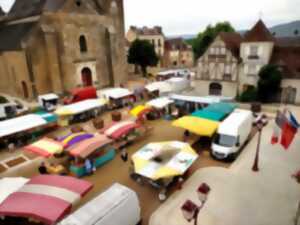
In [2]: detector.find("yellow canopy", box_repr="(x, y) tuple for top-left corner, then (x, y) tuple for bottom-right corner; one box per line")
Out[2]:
(132, 141), (198, 180)
(172, 116), (219, 137)
(130, 105), (152, 117)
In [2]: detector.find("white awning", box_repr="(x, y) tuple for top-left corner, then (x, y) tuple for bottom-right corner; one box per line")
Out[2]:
(147, 97), (174, 109)
(0, 114), (47, 138)
(171, 94), (233, 104)
(145, 81), (172, 94)
(38, 94), (59, 101)
(98, 88), (133, 99)
(55, 99), (107, 116)
(59, 183), (137, 225)
(0, 177), (29, 204)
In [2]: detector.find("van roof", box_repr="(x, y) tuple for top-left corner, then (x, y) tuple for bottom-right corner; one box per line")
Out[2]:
(218, 109), (252, 135)
(59, 183), (136, 225)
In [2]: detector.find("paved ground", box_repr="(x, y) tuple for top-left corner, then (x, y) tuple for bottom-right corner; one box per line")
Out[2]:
(0, 108), (229, 225)
(150, 106), (300, 225)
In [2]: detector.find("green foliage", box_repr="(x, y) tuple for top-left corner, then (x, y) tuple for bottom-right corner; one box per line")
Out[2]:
(128, 39), (159, 77)
(191, 22), (235, 59)
(257, 65), (282, 103)
(0, 96), (8, 104)
(239, 87), (258, 102)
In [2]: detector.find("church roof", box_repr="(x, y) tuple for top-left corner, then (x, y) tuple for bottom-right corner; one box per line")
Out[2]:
(0, 22), (37, 51)
(165, 38), (192, 51)
(244, 20), (276, 42)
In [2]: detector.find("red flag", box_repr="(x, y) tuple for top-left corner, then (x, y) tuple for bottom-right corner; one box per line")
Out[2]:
(280, 121), (298, 150)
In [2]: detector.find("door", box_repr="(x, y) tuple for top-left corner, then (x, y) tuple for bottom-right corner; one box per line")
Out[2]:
(209, 82), (222, 96)
(81, 67), (93, 86)
(21, 81), (29, 99)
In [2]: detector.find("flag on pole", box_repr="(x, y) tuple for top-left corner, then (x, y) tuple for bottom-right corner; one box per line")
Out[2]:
(271, 110), (287, 145)
(280, 121), (298, 150)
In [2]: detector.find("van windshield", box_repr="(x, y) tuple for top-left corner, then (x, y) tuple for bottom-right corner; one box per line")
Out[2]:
(214, 134), (236, 147)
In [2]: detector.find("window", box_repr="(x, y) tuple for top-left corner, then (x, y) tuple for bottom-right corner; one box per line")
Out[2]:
(248, 64), (257, 75)
(215, 47), (220, 55)
(79, 35), (88, 53)
(225, 65), (231, 74)
(210, 47), (215, 55)
(249, 46), (259, 59)
(75, 0), (81, 6)
(158, 39), (161, 47)
(220, 47), (226, 55)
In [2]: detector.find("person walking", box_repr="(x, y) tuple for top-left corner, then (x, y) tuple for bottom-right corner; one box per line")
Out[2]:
(120, 147), (128, 162)
(85, 158), (93, 175)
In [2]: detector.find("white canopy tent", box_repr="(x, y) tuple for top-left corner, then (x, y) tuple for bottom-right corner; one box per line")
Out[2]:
(145, 81), (172, 95)
(55, 99), (107, 116)
(0, 177), (29, 204)
(147, 97), (174, 109)
(0, 114), (47, 138)
(59, 183), (140, 225)
(98, 88), (133, 100)
(167, 77), (190, 93)
(170, 94), (233, 105)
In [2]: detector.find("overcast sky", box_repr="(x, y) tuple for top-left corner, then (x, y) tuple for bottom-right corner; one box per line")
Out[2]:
(0, 0), (299, 35)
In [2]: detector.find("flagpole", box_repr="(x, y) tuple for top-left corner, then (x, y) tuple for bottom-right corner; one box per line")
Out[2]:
(252, 127), (262, 172)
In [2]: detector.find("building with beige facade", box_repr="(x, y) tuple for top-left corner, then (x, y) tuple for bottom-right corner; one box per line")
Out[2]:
(0, 0), (127, 100)
(195, 20), (300, 104)
(126, 26), (194, 75)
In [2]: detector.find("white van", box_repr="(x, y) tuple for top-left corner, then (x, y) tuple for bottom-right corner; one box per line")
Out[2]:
(59, 183), (142, 225)
(212, 109), (253, 160)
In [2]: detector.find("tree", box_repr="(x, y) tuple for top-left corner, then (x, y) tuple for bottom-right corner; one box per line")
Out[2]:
(294, 29), (299, 36)
(128, 39), (159, 77)
(257, 65), (282, 103)
(191, 22), (235, 59)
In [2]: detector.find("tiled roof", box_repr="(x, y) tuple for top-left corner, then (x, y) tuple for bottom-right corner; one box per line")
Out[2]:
(219, 32), (243, 58)
(130, 26), (163, 36)
(244, 19), (276, 42)
(271, 46), (300, 79)
(0, 22), (37, 51)
(165, 38), (192, 51)
(276, 37), (300, 47)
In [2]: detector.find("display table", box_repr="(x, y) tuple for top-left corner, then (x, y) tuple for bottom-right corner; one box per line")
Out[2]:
(47, 165), (66, 175)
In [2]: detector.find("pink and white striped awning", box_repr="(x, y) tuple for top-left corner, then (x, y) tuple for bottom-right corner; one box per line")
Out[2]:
(101, 120), (141, 140)
(0, 175), (93, 225)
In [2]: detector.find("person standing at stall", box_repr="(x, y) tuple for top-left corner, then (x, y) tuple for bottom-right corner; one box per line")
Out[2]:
(121, 147), (128, 162)
(85, 158), (93, 175)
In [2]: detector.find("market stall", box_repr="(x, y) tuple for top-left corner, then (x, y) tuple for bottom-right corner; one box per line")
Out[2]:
(204, 102), (237, 115)
(38, 94), (59, 112)
(55, 99), (107, 126)
(98, 88), (134, 109)
(0, 114), (48, 147)
(24, 138), (64, 158)
(100, 120), (143, 149)
(59, 132), (94, 148)
(130, 105), (154, 121)
(68, 135), (115, 177)
(0, 175), (93, 225)
(172, 116), (220, 137)
(145, 81), (172, 97)
(131, 141), (198, 199)
(191, 109), (227, 122)
(146, 97), (175, 119)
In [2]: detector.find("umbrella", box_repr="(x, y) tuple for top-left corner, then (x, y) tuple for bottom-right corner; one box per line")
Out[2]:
(130, 105), (153, 119)
(132, 141), (198, 180)
(59, 132), (94, 148)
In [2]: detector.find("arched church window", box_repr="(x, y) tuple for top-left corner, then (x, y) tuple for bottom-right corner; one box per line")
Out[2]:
(79, 35), (88, 53)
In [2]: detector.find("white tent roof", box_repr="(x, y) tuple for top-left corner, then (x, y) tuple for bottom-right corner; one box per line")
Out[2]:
(55, 99), (106, 116)
(0, 114), (47, 138)
(0, 177), (29, 204)
(147, 97), (174, 109)
(38, 94), (59, 101)
(157, 70), (176, 76)
(98, 88), (133, 99)
(59, 183), (136, 225)
(145, 81), (172, 94)
(170, 94), (233, 104)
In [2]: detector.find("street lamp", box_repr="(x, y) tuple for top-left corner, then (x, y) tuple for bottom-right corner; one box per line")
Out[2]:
(252, 113), (268, 172)
(181, 183), (210, 225)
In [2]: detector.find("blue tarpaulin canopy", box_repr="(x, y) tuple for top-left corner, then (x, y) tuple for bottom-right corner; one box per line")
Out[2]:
(204, 103), (237, 115)
(191, 109), (226, 121)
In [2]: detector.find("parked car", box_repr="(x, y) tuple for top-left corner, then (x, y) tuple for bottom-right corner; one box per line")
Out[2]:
(59, 183), (142, 225)
(64, 86), (97, 105)
(212, 109), (253, 160)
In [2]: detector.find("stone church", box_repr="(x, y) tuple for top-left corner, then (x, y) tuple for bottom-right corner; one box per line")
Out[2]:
(0, 0), (127, 99)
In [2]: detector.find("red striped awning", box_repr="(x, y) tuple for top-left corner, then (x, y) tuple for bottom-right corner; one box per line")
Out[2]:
(0, 175), (93, 225)
(101, 120), (140, 140)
